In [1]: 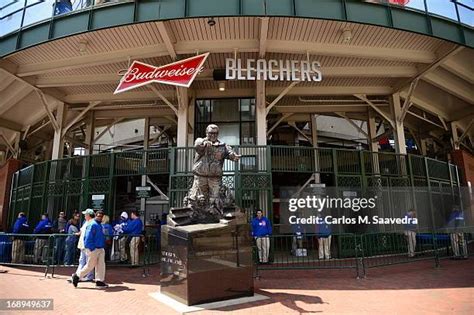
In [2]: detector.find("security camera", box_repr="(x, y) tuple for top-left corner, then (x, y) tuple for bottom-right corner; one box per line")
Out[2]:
(207, 18), (216, 27)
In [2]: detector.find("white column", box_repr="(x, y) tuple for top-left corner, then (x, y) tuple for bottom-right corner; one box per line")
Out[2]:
(420, 138), (428, 155)
(45, 140), (53, 160)
(390, 93), (406, 155)
(13, 131), (20, 159)
(367, 109), (380, 174)
(367, 109), (379, 152)
(451, 122), (460, 150)
(51, 102), (66, 159)
(311, 114), (318, 147)
(256, 80), (267, 145)
(84, 111), (95, 155)
(176, 87), (188, 147)
(187, 93), (195, 147)
(311, 114), (320, 183)
(141, 118), (150, 219)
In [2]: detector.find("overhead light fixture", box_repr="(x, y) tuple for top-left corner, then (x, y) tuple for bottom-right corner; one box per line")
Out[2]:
(218, 81), (225, 91)
(341, 29), (352, 43)
(207, 18), (216, 27)
(77, 40), (88, 53)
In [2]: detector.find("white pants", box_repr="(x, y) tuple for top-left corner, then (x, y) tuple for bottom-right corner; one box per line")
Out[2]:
(450, 233), (467, 257)
(77, 248), (106, 282)
(130, 237), (140, 266)
(34, 238), (47, 263)
(256, 237), (270, 263)
(318, 236), (331, 259)
(404, 230), (416, 257)
(119, 237), (128, 261)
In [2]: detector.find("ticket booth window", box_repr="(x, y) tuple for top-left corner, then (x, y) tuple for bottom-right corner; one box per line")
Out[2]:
(195, 98), (256, 145)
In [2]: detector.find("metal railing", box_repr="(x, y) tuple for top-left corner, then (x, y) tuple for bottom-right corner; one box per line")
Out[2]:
(253, 229), (472, 278)
(365, 0), (473, 27)
(8, 145), (461, 230)
(0, 1), (134, 37)
(1, 0), (472, 38)
(0, 232), (161, 277)
(2, 229), (470, 278)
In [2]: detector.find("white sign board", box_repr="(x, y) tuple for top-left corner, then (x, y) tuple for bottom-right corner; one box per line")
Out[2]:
(136, 186), (152, 191)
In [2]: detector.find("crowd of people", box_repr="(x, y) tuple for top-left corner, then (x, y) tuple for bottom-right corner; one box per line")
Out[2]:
(10, 209), (145, 276)
(8, 205), (468, 270)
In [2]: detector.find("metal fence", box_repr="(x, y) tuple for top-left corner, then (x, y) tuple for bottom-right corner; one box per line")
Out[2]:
(6, 145), (468, 277)
(1, 0), (472, 38)
(8, 146), (461, 231)
(1, 228), (471, 278)
(0, 232), (160, 277)
(254, 229), (473, 278)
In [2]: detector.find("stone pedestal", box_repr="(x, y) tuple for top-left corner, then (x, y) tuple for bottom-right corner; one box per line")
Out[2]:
(160, 223), (254, 306)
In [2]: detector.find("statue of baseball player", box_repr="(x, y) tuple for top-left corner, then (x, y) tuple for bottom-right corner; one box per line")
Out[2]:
(189, 124), (240, 205)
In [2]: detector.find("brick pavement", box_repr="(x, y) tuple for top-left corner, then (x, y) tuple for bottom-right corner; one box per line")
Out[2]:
(0, 258), (472, 315)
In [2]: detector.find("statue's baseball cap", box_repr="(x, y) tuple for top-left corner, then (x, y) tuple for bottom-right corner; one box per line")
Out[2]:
(82, 208), (95, 216)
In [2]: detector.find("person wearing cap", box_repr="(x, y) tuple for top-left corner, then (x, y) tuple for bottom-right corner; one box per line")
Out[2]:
(72, 208), (107, 288)
(74, 209), (94, 282)
(114, 212), (129, 263)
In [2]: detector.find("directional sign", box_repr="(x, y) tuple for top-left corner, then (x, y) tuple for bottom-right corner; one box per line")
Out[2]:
(136, 186), (151, 199)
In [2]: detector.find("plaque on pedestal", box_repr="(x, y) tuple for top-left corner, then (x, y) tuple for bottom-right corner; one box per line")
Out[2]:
(160, 223), (254, 306)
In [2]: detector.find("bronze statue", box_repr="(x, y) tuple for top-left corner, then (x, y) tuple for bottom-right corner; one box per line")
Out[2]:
(168, 124), (243, 226)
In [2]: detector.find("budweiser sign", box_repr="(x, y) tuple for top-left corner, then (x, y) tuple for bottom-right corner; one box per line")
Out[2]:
(114, 52), (209, 94)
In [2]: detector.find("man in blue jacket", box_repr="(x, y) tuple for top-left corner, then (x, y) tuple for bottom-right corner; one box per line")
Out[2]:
(403, 209), (417, 258)
(11, 212), (29, 263)
(122, 210), (143, 266)
(316, 214), (332, 260)
(72, 209), (107, 288)
(33, 213), (52, 263)
(251, 209), (272, 264)
(447, 206), (468, 259)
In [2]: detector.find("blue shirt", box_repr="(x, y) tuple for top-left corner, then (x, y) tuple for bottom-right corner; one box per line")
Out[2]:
(316, 217), (332, 238)
(447, 210), (464, 228)
(404, 212), (417, 231)
(84, 220), (105, 251)
(122, 218), (143, 236)
(102, 223), (113, 238)
(33, 219), (52, 234)
(293, 224), (305, 239)
(13, 217), (29, 234)
(119, 218), (129, 226)
(251, 217), (272, 237)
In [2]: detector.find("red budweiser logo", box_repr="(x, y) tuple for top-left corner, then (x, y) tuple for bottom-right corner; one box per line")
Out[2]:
(114, 52), (209, 94)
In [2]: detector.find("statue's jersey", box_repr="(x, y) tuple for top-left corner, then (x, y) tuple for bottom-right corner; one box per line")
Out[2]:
(192, 137), (238, 177)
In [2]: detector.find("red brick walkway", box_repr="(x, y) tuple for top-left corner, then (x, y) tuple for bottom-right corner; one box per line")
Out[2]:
(0, 259), (472, 314)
